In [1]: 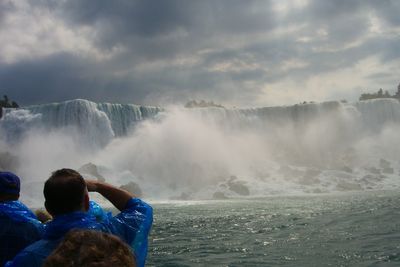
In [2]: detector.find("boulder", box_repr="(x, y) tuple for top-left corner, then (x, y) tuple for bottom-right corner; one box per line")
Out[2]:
(78, 163), (106, 182)
(340, 166), (353, 173)
(382, 167), (394, 174)
(120, 181), (143, 197)
(213, 192), (228, 199)
(170, 192), (191, 200)
(301, 168), (321, 185)
(379, 158), (391, 169)
(366, 167), (380, 175)
(227, 179), (250, 196)
(336, 181), (362, 191)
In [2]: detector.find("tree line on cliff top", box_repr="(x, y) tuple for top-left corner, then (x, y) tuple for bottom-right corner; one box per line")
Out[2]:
(0, 95), (19, 118)
(185, 82), (400, 108)
(0, 95), (19, 109)
(359, 82), (400, 101)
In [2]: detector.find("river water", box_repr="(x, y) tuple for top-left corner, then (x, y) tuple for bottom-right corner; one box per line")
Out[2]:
(147, 191), (400, 266)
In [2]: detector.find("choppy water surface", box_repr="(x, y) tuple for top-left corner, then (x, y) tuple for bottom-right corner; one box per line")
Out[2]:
(147, 191), (400, 266)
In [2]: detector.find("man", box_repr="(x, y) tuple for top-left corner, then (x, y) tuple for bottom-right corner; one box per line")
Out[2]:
(0, 171), (43, 266)
(7, 168), (153, 267)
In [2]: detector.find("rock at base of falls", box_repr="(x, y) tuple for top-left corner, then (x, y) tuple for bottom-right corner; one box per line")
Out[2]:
(227, 176), (250, 196)
(120, 181), (143, 198)
(78, 163), (106, 182)
(213, 192), (229, 199)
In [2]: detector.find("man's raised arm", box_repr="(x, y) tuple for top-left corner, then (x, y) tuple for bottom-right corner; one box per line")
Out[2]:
(85, 180), (134, 211)
(85, 179), (152, 267)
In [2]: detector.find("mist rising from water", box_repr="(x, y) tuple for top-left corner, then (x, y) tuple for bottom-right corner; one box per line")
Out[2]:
(1, 99), (400, 205)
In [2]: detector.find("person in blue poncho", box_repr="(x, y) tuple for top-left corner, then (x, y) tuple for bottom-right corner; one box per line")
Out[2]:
(0, 171), (44, 266)
(6, 168), (153, 267)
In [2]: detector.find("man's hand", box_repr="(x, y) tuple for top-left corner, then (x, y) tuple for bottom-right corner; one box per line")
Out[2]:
(85, 179), (98, 192)
(84, 179), (134, 211)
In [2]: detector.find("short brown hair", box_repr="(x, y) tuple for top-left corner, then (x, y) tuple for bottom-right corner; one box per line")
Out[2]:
(44, 168), (86, 216)
(43, 229), (136, 267)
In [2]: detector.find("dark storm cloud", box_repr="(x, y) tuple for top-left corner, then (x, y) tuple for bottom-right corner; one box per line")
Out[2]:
(367, 0), (400, 26)
(60, 0), (276, 37)
(0, 52), (175, 106)
(56, 0), (277, 61)
(0, 0), (15, 25)
(0, 53), (98, 105)
(0, 0), (399, 106)
(0, 52), (241, 106)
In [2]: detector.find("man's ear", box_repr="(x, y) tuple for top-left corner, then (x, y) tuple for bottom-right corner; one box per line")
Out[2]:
(84, 192), (90, 212)
(44, 201), (54, 217)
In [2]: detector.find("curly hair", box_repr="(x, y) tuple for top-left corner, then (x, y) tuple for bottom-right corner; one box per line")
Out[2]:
(43, 230), (136, 267)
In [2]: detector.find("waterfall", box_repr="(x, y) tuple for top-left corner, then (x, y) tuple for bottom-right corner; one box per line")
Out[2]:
(1, 99), (162, 147)
(1, 98), (400, 203)
(2, 98), (400, 145)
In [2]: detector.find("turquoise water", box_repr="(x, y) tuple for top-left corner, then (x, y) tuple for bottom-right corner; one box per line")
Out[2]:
(147, 191), (400, 266)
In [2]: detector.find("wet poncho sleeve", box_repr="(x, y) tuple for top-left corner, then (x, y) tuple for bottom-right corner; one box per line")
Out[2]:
(107, 198), (153, 267)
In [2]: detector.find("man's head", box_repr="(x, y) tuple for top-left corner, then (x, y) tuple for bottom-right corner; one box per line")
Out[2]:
(0, 171), (20, 201)
(44, 168), (89, 216)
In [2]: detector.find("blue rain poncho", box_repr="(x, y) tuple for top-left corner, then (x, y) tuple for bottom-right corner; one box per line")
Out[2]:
(6, 198), (152, 267)
(0, 201), (44, 266)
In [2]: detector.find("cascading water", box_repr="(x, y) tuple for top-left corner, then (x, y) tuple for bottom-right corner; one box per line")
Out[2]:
(1, 98), (400, 206)
(2, 99), (162, 145)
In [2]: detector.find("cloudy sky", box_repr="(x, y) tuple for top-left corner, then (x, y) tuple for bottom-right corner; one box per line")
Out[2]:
(0, 0), (399, 107)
